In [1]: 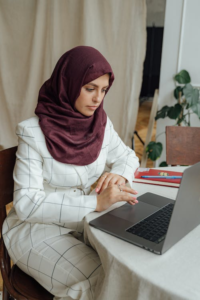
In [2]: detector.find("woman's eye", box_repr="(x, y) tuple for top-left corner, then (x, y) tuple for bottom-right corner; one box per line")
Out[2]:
(86, 88), (94, 92)
(102, 89), (108, 93)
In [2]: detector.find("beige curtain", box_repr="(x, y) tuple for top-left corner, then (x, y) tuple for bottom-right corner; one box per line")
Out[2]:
(0, 0), (146, 149)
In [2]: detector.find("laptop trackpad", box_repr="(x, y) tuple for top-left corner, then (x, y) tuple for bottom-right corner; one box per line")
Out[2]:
(109, 201), (159, 224)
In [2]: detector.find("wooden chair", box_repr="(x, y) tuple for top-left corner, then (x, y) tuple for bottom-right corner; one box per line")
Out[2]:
(166, 126), (200, 165)
(0, 146), (54, 300)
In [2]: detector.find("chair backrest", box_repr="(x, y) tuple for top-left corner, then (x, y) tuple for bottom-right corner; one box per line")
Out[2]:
(0, 146), (17, 232)
(0, 147), (53, 300)
(166, 126), (200, 165)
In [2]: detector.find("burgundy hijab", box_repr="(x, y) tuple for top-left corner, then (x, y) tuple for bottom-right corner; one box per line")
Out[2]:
(35, 46), (114, 166)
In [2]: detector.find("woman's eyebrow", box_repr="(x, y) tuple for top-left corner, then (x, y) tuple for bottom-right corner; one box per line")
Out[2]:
(87, 83), (109, 88)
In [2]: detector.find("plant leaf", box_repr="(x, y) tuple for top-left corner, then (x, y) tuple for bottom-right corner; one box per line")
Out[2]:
(174, 86), (183, 99)
(155, 106), (170, 120)
(159, 161), (168, 167)
(146, 141), (163, 161)
(167, 103), (182, 119)
(191, 102), (200, 119)
(183, 83), (199, 107)
(174, 70), (191, 84)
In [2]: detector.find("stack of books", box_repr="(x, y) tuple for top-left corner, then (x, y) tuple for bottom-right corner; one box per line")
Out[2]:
(133, 168), (183, 188)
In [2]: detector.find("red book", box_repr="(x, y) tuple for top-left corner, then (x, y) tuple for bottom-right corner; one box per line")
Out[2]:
(133, 168), (183, 188)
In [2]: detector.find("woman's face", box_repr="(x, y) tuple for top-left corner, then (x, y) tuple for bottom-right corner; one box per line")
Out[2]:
(75, 73), (110, 116)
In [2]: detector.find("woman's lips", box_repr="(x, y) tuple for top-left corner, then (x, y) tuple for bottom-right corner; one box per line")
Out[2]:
(87, 106), (98, 111)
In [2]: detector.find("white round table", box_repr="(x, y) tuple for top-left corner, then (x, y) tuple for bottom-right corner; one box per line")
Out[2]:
(84, 167), (200, 300)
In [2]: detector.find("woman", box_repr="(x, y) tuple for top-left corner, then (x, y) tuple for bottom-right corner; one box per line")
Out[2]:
(3, 46), (139, 300)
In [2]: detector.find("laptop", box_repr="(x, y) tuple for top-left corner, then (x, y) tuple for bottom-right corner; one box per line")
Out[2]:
(89, 162), (200, 254)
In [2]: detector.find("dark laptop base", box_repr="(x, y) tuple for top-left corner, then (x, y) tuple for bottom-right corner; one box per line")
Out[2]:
(89, 163), (200, 255)
(90, 193), (174, 254)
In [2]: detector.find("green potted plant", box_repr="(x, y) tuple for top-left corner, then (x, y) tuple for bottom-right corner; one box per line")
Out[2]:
(146, 70), (200, 166)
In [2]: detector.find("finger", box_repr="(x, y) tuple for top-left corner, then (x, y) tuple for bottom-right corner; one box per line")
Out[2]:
(128, 200), (136, 205)
(99, 174), (114, 193)
(95, 173), (109, 193)
(118, 193), (138, 204)
(115, 184), (135, 194)
(118, 185), (138, 195)
(108, 177), (120, 186)
(115, 178), (126, 186)
(107, 175), (126, 188)
(105, 175), (126, 190)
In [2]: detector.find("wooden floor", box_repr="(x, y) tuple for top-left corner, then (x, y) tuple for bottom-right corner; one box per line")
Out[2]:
(134, 100), (156, 168)
(0, 100), (156, 292)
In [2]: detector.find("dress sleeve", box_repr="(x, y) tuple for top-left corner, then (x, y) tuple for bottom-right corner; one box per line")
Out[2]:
(13, 123), (97, 232)
(106, 119), (140, 187)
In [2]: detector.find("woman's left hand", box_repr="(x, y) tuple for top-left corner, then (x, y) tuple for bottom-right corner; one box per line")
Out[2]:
(95, 172), (127, 194)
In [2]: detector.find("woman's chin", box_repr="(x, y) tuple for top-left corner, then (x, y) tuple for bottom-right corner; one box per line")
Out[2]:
(79, 110), (95, 117)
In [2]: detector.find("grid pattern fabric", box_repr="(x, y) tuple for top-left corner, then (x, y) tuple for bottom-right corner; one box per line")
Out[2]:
(2, 116), (139, 298)
(17, 235), (101, 300)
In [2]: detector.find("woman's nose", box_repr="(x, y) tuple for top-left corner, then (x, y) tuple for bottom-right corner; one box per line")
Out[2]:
(93, 91), (102, 102)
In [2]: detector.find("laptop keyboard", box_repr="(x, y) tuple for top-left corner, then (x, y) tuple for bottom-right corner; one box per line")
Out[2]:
(126, 203), (174, 244)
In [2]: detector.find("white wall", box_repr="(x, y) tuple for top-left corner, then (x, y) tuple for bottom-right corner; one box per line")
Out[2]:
(156, 0), (200, 165)
(146, 0), (166, 27)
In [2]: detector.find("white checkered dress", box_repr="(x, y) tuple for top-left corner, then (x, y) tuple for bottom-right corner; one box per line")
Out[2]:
(3, 116), (139, 299)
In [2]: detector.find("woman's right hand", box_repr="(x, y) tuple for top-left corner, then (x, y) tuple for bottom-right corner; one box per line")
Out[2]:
(95, 184), (138, 212)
